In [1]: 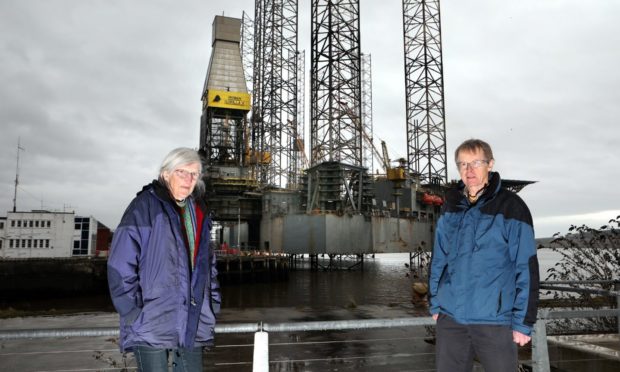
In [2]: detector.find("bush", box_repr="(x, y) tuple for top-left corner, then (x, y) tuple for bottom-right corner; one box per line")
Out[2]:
(542, 215), (620, 333)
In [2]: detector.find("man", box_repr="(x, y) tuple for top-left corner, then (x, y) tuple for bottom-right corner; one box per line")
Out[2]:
(428, 139), (539, 371)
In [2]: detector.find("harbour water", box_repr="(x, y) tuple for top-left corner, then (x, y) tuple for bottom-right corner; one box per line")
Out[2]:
(0, 249), (562, 316)
(223, 254), (422, 309)
(221, 249), (562, 309)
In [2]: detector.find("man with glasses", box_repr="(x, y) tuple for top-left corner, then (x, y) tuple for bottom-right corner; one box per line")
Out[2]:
(428, 139), (539, 371)
(108, 147), (221, 371)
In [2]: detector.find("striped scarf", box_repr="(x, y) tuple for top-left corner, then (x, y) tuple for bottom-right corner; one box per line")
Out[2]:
(178, 198), (197, 271)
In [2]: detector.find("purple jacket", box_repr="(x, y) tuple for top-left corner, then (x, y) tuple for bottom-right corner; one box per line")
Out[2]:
(107, 181), (221, 352)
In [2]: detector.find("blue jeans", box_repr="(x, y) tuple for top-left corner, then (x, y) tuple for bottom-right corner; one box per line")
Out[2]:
(133, 346), (204, 372)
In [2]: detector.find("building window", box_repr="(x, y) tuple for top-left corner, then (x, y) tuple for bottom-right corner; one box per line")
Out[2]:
(0, 221), (4, 229)
(45, 239), (50, 248)
(21, 240), (26, 248)
(17, 220), (21, 228)
(11, 220), (15, 227)
(46, 221), (51, 228)
(27, 239), (32, 248)
(34, 240), (38, 248)
(29, 220), (33, 228)
(73, 239), (90, 256)
(9, 239), (13, 248)
(35, 221), (39, 228)
(73, 217), (92, 256)
(0, 240), (2, 249)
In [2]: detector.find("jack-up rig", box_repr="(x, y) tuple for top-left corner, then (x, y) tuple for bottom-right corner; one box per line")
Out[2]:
(199, 1), (532, 270)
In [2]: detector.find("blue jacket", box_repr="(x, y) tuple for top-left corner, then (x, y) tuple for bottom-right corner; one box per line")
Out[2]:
(428, 172), (539, 335)
(107, 181), (221, 352)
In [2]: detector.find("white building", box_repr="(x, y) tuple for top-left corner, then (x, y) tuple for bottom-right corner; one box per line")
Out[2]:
(0, 211), (108, 259)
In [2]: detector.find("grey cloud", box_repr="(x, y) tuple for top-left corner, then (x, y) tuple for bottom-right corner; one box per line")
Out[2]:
(1, 0), (619, 236)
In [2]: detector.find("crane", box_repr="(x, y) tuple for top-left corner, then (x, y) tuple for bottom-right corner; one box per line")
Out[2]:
(381, 140), (407, 184)
(339, 102), (407, 183)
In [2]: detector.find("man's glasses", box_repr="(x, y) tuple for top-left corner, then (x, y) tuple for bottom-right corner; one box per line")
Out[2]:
(456, 159), (489, 170)
(174, 169), (201, 180)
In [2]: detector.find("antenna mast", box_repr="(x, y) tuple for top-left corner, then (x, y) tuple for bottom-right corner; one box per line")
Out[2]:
(13, 138), (24, 212)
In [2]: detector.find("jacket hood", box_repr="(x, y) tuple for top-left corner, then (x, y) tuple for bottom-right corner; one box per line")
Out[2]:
(138, 179), (208, 213)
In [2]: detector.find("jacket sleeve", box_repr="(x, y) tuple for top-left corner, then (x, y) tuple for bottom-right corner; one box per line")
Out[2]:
(428, 214), (449, 315)
(508, 212), (540, 335)
(209, 243), (222, 316)
(107, 198), (150, 321)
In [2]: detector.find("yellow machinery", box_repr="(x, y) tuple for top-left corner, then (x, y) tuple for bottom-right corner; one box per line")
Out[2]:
(381, 141), (407, 183)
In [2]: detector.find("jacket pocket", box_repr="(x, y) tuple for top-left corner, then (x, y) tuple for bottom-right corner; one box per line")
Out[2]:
(496, 292), (502, 315)
(195, 287), (217, 343)
(130, 287), (175, 337)
(124, 306), (142, 326)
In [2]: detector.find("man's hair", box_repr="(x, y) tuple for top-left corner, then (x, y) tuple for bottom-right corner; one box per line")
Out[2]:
(158, 147), (205, 195)
(454, 139), (494, 162)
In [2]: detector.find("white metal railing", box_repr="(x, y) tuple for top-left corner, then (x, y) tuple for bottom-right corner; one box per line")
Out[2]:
(0, 318), (434, 372)
(3, 281), (620, 372)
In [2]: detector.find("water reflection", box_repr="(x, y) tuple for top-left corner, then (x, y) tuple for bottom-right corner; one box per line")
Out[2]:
(221, 254), (419, 310)
(221, 249), (560, 310)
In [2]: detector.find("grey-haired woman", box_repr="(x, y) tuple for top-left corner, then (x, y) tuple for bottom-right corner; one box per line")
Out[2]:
(108, 147), (221, 371)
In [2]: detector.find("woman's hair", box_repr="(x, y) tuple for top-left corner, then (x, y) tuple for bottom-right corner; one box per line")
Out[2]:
(454, 138), (494, 162)
(158, 147), (205, 196)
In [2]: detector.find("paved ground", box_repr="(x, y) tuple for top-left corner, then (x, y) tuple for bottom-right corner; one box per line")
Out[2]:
(1, 307), (620, 371)
(0, 306), (436, 372)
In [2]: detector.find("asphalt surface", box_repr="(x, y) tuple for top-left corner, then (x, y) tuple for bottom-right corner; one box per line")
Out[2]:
(2, 307), (620, 371)
(0, 306), (438, 372)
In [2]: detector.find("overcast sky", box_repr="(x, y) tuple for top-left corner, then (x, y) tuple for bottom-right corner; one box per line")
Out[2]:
(1, 0), (619, 238)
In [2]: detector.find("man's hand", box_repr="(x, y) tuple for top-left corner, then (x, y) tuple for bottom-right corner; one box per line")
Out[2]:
(513, 330), (531, 346)
(432, 314), (438, 321)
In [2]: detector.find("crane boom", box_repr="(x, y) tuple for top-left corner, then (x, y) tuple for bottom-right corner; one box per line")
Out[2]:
(381, 140), (390, 171)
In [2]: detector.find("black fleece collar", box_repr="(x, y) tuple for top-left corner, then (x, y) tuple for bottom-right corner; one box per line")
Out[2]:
(141, 179), (207, 213)
(447, 171), (502, 208)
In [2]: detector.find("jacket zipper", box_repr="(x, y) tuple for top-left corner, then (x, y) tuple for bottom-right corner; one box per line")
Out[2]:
(168, 201), (196, 346)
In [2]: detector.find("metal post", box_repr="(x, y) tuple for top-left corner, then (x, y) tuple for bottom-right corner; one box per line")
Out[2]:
(237, 206), (241, 251)
(615, 281), (620, 334)
(253, 331), (269, 372)
(531, 308), (551, 372)
(396, 193), (400, 240)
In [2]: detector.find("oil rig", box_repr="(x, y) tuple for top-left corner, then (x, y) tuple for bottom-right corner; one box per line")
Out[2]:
(200, 1), (450, 268)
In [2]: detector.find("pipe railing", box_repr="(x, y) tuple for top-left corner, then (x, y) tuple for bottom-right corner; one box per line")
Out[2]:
(0, 317), (435, 341)
(2, 281), (619, 371)
(532, 280), (620, 372)
(533, 308), (620, 372)
(2, 311), (619, 372)
(0, 318), (436, 372)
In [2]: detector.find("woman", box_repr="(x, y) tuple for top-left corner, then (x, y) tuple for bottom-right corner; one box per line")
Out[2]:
(108, 147), (221, 371)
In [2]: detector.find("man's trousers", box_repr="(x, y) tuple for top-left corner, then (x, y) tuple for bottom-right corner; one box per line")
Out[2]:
(435, 314), (518, 372)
